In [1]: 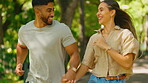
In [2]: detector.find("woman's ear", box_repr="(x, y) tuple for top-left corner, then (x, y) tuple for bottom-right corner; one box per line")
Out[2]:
(110, 9), (116, 17)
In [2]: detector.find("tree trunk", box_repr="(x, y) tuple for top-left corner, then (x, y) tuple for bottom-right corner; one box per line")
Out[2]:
(0, 9), (3, 45)
(145, 15), (148, 51)
(79, 0), (86, 60)
(58, 0), (79, 28)
(0, 7), (3, 64)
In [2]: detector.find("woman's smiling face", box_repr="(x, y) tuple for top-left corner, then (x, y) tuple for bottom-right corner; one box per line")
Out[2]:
(96, 2), (113, 25)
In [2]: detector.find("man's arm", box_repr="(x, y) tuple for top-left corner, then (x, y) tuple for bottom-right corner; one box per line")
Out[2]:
(15, 43), (28, 76)
(65, 43), (80, 69)
(62, 42), (80, 82)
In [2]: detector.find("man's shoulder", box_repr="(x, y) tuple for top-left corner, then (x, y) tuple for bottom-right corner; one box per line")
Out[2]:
(54, 20), (69, 28)
(20, 20), (34, 29)
(19, 20), (34, 32)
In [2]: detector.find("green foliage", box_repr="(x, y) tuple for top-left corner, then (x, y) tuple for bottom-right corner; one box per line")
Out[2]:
(0, 73), (23, 83)
(54, 2), (61, 21)
(71, 0), (101, 40)
(0, 0), (34, 80)
(118, 0), (148, 42)
(85, 3), (100, 37)
(71, 6), (80, 40)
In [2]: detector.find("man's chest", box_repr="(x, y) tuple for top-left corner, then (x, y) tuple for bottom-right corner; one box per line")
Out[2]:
(22, 31), (61, 50)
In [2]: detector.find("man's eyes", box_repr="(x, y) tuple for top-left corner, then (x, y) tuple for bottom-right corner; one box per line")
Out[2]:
(47, 8), (54, 12)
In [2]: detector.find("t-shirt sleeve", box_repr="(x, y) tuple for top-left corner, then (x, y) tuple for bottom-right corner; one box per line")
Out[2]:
(121, 29), (139, 60)
(62, 25), (76, 47)
(82, 36), (95, 69)
(18, 25), (26, 45)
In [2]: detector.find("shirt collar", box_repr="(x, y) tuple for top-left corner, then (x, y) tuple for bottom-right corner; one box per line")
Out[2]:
(94, 25), (121, 33)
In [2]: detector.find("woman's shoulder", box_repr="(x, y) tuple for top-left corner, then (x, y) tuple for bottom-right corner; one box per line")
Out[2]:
(116, 27), (132, 36)
(116, 26), (131, 33)
(121, 29), (133, 36)
(122, 29), (132, 33)
(90, 33), (99, 38)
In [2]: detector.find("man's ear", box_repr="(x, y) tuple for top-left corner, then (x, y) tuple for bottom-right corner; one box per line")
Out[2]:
(34, 7), (41, 16)
(110, 9), (116, 17)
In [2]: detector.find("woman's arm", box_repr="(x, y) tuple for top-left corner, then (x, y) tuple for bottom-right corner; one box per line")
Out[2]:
(75, 64), (89, 81)
(106, 49), (134, 69)
(94, 36), (135, 69)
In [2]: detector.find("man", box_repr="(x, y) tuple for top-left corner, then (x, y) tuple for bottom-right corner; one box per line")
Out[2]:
(15, 0), (80, 83)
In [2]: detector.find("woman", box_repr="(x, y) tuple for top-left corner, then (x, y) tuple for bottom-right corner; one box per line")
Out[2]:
(75, 0), (139, 83)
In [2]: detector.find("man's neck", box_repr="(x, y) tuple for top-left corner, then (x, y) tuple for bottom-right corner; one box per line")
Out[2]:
(34, 19), (47, 28)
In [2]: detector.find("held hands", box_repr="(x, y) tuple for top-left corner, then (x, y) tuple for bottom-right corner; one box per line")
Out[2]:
(15, 63), (24, 76)
(61, 69), (77, 83)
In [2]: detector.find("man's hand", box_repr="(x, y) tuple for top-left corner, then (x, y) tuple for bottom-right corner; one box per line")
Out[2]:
(15, 63), (24, 76)
(61, 69), (76, 83)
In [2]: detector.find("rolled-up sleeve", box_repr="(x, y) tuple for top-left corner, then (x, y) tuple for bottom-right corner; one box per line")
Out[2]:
(121, 29), (139, 60)
(82, 36), (95, 69)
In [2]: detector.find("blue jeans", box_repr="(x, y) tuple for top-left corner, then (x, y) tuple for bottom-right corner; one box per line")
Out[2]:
(88, 74), (126, 83)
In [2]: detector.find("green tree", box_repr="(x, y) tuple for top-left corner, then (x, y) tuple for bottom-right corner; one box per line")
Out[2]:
(119, 0), (148, 56)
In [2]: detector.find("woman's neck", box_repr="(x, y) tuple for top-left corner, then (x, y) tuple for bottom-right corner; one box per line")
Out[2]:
(102, 16), (116, 34)
(103, 21), (115, 34)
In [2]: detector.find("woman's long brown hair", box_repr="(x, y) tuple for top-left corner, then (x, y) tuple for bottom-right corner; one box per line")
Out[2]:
(102, 0), (137, 39)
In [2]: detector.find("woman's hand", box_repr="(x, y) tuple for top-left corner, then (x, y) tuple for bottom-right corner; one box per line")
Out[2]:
(94, 36), (110, 50)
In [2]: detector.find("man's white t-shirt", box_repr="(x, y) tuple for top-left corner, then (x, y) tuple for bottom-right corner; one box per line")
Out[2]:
(18, 20), (76, 83)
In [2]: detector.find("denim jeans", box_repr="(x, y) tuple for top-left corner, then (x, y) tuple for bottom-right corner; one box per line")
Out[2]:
(88, 74), (126, 83)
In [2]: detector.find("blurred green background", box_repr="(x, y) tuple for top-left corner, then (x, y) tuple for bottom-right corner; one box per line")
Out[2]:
(0, 0), (148, 83)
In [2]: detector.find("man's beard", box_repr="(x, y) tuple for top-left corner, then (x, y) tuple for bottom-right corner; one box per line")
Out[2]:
(41, 16), (53, 25)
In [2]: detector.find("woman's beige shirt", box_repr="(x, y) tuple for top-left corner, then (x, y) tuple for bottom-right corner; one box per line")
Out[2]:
(82, 26), (139, 79)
